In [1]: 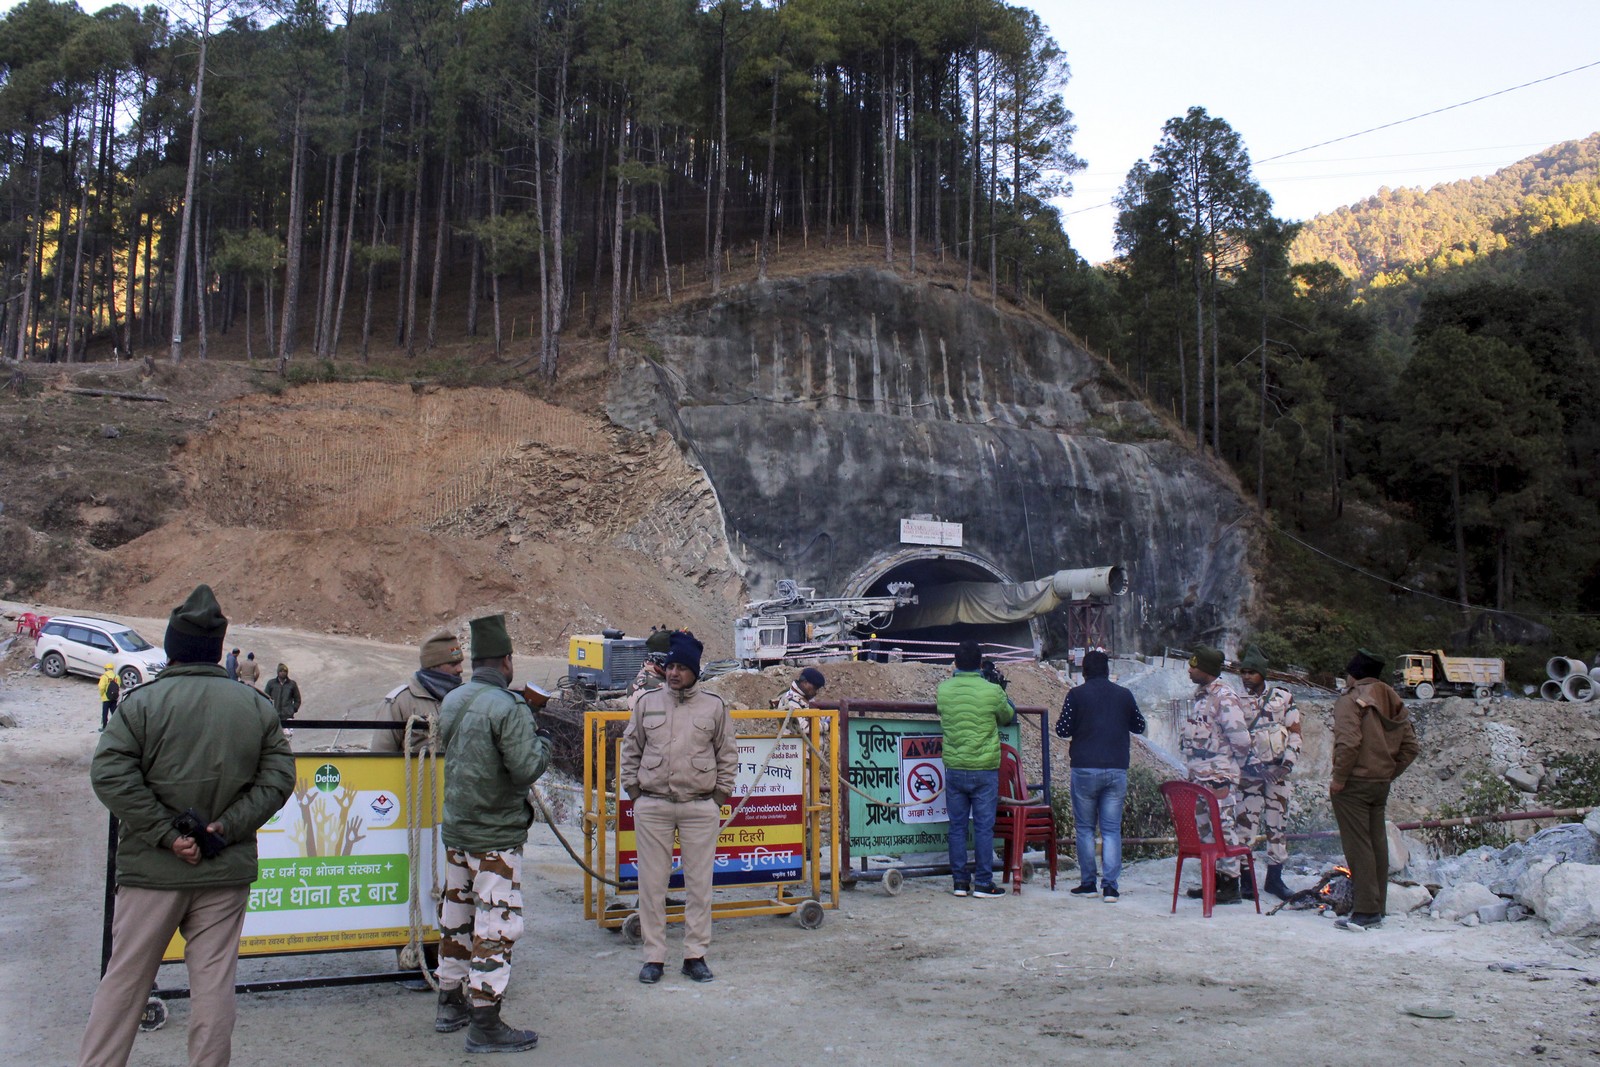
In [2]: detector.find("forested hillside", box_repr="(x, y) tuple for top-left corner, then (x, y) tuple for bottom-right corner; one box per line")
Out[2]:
(0, 0), (1082, 374)
(1290, 133), (1600, 283)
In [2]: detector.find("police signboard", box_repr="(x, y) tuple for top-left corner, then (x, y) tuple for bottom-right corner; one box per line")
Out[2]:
(846, 716), (1020, 855)
(615, 736), (805, 887)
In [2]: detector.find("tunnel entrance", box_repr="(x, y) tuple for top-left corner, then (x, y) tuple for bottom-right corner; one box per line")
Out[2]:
(849, 551), (1038, 660)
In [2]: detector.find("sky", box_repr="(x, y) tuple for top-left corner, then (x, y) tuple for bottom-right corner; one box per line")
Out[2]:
(1031, 0), (1600, 262)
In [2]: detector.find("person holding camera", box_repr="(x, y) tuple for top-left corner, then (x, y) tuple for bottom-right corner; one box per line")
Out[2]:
(937, 642), (1015, 898)
(775, 666), (826, 712)
(78, 585), (295, 1067)
(433, 614), (554, 1053)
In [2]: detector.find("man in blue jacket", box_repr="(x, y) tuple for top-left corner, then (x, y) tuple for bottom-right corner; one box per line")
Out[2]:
(937, 641), (1015, 898)
(1055, 650), (1146, 902)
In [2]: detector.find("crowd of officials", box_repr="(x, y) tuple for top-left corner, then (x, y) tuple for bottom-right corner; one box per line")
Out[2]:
(76, 583), (1418, 1065)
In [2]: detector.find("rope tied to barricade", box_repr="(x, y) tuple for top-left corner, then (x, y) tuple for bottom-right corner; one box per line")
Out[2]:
(401, 714), (441, 991)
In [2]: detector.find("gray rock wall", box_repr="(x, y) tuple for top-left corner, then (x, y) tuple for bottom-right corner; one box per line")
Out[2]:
(610, 269), (1257, 655)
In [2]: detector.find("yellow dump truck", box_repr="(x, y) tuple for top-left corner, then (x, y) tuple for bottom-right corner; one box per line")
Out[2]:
(1394, 650), (1504, 700)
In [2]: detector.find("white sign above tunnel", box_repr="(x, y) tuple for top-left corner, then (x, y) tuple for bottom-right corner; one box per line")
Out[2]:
(900, 519), (963, 547)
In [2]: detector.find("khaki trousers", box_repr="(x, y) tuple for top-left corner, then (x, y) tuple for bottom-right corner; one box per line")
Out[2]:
(633, 796), (720, 962)
(78, 884), (250, 1067)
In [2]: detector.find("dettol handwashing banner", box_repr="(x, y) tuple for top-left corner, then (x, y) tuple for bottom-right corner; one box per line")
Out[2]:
(163, 754), (443, 961)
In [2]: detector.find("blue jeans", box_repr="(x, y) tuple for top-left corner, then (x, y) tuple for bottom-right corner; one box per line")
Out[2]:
(945, 768), (1000, 887)
(1070, 767), (1129, 889)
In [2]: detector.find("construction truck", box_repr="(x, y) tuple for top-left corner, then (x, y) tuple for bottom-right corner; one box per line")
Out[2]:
(734, 580), (916, 666)
(1394, 650), (1505, 700)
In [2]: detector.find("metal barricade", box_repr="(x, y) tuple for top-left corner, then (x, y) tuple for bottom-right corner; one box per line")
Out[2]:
(582, 708), (841, 936)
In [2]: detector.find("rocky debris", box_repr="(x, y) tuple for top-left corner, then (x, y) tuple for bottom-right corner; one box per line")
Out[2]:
(1385, 883), (1433, 915)
(1478, 900), (1511, 924)
(0, 711), (17, 728)
(1386, 822), (1409, 873)
(1431, 881), (1502, 922)
(1584, 809), (1600, 838)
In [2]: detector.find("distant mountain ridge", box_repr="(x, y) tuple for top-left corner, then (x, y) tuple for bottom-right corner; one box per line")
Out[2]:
(1290, 132), (1600, 281)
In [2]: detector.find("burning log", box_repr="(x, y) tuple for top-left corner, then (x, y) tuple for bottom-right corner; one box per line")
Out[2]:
(1268, 865), (1354, 916)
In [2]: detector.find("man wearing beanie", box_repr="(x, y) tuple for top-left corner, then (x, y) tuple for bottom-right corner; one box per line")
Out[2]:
(1180, 645), (1253, 904)
(1055, 650), (1145, 902)
(264, 663), (301, 735)
(434, 614), (553, 1052)
(1331, 648), (1418, 931)
(620, 630), (736, 985)
(1235, 646), (1302, 901)
(775, 666), (826, 712)
(372, 630), (465, 754)
(78, 585), (294, 1067)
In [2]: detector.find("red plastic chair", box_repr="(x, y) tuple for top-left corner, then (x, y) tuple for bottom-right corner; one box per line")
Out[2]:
(993, 743), (1058, 894)
(1159, 780), (1260, 918)
(15, 612), (47, 638)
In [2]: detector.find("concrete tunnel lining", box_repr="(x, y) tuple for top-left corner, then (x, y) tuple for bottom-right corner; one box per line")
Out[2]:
(842, 548), (1041, 657)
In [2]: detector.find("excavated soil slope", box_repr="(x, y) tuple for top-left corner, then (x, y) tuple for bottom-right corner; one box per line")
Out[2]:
(109, 382), (744, 654)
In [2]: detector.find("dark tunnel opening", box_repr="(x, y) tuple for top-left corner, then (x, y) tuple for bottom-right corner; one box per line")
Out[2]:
(862, 556), (1036, 660)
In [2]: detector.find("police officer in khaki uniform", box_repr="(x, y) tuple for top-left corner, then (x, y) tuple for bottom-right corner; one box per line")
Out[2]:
(620, 631), (736, 985)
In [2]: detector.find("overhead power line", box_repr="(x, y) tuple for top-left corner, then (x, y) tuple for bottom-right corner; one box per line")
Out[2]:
(1254, 59), (1600, 165)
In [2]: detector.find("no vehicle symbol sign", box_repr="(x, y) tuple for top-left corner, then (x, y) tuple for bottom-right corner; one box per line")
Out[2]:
(899, 735), (947, 823)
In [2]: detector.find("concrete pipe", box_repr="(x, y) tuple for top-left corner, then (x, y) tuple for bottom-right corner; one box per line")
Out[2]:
(1050, 566), (1130, 600)
(1590, 666), (1600, 684)
(1547, 657), (1588, 681)
(1540, 680), (1566, 701)
(1563, 674), (1596, 703)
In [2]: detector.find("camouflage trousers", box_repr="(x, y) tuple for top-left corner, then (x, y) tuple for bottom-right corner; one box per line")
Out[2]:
(1238, 772), (1292, 865)
(437, 846), (524, 1007)
(1193, 778), (1246, 877)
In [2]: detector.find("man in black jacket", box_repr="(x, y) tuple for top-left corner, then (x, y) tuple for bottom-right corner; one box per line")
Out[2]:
(1055, 650), (1146, 902)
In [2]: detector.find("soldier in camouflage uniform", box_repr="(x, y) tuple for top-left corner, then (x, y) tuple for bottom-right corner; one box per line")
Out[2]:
(1179, 645), (1253, 904)
(774, 667), (826, 712)
(1234, 645), (1302, 901)
(434, 614), (553, 1054)
(629, 628), (673, 698)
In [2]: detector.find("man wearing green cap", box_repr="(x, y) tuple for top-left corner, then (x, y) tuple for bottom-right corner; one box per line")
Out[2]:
(1180, 645), (1253, 904)
(78, 585), (294, 1067)
(1234, 646), (1301, 901)
(434, 613), (554, 1053)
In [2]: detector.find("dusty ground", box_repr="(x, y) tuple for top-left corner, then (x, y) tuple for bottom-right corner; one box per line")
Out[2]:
(4, 614), (1600, 1066)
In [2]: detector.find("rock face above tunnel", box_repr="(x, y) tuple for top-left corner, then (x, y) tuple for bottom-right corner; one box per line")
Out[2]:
(610, 269), (1255, 654)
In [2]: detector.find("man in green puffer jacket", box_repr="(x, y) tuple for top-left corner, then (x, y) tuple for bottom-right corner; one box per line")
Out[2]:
(433, 614), (553, 1054)
(937, 641), (1015, 898)
(78, 585), (294, 1067)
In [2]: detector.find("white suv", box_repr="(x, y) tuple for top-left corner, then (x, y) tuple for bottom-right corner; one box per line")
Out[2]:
(35, 616), (168, 691)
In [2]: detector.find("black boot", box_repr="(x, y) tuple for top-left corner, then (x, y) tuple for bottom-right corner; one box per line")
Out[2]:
(1213, 873), (1242, 904)
(464, 1003), (539, 1054)
(1239, 870), (1257, 901)
(434, 985), (470, 1034)
(1263, 864), (1291, 901)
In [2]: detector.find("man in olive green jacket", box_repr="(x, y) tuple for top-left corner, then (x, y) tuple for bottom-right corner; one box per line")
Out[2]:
(433, 614), (553, 1053)
(78, 585), (294, 1067)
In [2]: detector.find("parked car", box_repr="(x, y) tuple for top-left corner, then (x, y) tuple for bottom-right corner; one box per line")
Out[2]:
(34, 615), (168, 691)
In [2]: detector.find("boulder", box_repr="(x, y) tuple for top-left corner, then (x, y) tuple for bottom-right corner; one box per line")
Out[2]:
(1430, 881), (1501, 922)
(1477, 900), (1510, 924)
(1504, 766), (1542, 793)
(1584, 809), (1600, 840)
(1385, 883), (1433, 916)
(1532, 863), (1600, 936)
(1512, 857), (1560, 913)
(1386, 822), (1409, 874)
(1488, 827), (1597, 896)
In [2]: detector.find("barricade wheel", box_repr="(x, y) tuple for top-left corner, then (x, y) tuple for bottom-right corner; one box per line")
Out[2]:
(138, 997), (168, 1032)
(882, 868), (904, 896)
(794, 899), (825, 929)
(1020, 860), (1036, 883)
(621, 912), (642, 945)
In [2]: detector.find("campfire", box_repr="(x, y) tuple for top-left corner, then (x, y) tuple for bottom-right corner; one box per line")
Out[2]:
(1269, 866), (1354, 916)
